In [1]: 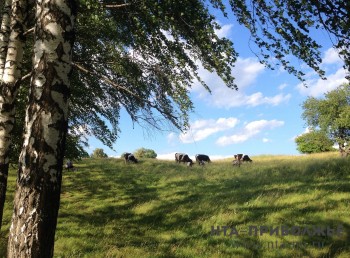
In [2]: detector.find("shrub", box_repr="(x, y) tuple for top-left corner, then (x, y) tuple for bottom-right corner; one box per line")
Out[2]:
(91, 148), (108, 158)
(134, 148), (157, 158)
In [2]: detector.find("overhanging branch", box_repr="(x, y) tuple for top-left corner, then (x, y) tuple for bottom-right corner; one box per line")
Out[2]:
(72, 62), (178, 122)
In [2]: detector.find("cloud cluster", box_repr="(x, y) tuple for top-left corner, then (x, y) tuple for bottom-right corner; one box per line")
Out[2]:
(296, 48), (348, 97)
(216, 119), (284, 146)
(179, 117), (239, 143)
(192, 57), (291, 108)
(167, 118), (284, 147)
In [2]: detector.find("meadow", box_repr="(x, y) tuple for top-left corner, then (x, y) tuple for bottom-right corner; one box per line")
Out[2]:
(0, 152), (349, 257)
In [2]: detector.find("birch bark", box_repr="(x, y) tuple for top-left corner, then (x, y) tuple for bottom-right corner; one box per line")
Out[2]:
(0, 0), (29, 229)
(7, 0), (76, 256)
(0, 0), (11, 78)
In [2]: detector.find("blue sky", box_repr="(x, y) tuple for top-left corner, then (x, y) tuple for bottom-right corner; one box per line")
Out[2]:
(86, 13), (348, 160)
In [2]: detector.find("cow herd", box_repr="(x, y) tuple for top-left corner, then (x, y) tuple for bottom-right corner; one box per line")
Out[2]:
(175, 153), (211, 166)
(124, 151), (252, 167)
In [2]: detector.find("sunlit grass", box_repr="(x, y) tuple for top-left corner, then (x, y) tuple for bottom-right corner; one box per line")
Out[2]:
(0, 153), (349, 257)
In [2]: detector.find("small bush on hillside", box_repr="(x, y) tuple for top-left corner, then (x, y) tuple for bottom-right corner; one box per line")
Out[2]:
(295, 130), (335, 154)
(134, 147), (157, 158)
(91, 148), (108, 158)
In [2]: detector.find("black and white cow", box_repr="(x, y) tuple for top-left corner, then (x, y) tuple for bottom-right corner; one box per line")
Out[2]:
(124, 153), (138, 164)
(195, 154), (211, 165)
(175, 153), (193, 166)
(175, 153), (185, 163)
(242, 154), (253, 162)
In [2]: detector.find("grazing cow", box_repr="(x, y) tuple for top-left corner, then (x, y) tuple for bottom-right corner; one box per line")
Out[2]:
(124, 153), (138, 164)
(195, 154), (211, 165)
(175, 153), (193, 166)
(233, 154), (243, 167)
(175, 153), (185, 163)
(242, 154), (253, 162)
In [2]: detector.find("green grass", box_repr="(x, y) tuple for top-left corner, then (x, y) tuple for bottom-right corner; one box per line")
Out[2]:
(0, 153), (349, 257)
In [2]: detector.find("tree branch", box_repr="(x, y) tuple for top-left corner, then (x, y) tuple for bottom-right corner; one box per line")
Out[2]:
(23, 27), (34, 36)
(21, 72), (31, 81)
(72, 62), (178, 121)
(102, 3), (130, 8)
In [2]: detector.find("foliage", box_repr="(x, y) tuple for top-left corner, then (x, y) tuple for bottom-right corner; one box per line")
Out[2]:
(295, 130), (335, 154)
(64, 135), (90, 160)
(9, 1), (350, 155)
(2, 154), (350, 257)
(134, 147), (157, 159)
(228, 0), (350, 82)
(70, 0), (238, 145)
(70, 0), (350, 150)
(302, 84), (350, 156)
(90, 148), (108, 158)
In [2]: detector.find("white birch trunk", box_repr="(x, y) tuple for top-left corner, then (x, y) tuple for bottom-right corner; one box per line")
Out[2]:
(0, 0), (29, 229)
(0, 0), (11, 78)
(7, 0), (76, 256)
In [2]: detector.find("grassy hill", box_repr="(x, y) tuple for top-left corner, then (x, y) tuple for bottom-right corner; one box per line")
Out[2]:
(0, 153), (349, 257)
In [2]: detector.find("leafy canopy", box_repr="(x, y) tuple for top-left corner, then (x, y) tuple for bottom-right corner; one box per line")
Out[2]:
(301, 84), (350, 156)
(228, 0), (350, 82)
(11, 1), (350, 157)
(295, 130), (335, 154)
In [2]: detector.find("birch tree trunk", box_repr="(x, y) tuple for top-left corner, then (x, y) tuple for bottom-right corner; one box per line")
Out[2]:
(7, 0), (76, 256)
(0, 0), (29, 229)
(0, 0), (11, 78)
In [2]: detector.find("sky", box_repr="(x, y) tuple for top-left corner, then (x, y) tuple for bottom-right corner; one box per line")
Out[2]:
(86, 9), (348, 161)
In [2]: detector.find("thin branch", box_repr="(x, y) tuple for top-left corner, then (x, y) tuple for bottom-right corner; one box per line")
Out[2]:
(72, 62), (178, 121)
(23, 27), (34, 36)
(103, 3), (130, 8)
(21, 72), (31, 81)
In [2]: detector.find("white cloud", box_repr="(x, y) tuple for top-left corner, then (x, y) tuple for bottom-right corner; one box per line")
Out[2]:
(290, 127), (312, 141)
(156, 152), (233, 161)
(262, 138), (271, 143)
(192, 57), (291, 108)
(246, 92), (291, 107)
(323, 48), (342, 65)
(296, 68), (347, 97)
(296, 47), (348, 97)
(157, 152), (177, 160)
(179, 117), (239, 143)
(215, 24), (233, 38)
(216, 119), (284, 146)
(278, 83), (288, 90)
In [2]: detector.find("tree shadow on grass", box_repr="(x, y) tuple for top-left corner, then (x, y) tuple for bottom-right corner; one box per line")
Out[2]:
(52, 157), (350, 257)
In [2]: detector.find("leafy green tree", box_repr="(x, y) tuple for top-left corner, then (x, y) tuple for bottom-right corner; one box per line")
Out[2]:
(134, 148), (157, 159)
(295, 130), (335, 154)
(302, 84), (350, 156)
(91, 148), (108, 158)
(2, 0), (350, 255)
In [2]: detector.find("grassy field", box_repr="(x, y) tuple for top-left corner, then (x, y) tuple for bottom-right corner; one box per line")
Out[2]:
(0, 152), (349, 257)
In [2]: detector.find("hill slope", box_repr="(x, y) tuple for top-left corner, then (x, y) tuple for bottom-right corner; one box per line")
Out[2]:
(0, 153), (349, 257)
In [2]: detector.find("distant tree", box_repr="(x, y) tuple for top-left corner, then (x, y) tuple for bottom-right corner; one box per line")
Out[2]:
(301, 84), (350, 157)
(134, 148), (157, 159)
(295, 130), (335, 154)
(91, 148), (108, 158)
